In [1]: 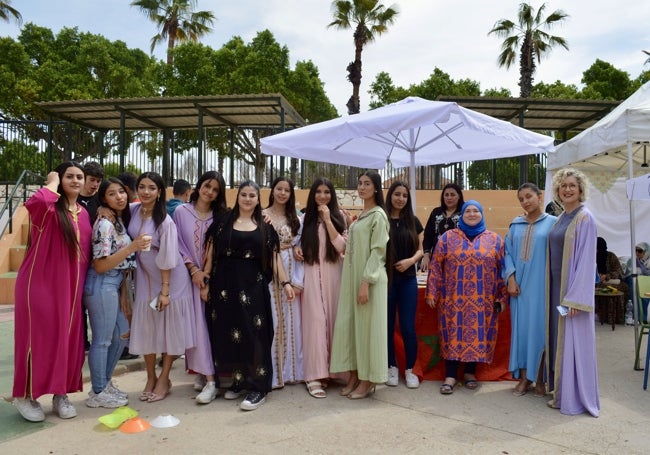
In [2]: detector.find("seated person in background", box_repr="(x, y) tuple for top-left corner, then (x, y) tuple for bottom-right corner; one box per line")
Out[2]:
(627, 242), (650, 276)
(597, 237), (629, 320)
(166, 179), (192, 217)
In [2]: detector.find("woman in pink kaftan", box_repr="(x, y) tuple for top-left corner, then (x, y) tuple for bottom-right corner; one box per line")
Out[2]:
(295, 178), (347, 398)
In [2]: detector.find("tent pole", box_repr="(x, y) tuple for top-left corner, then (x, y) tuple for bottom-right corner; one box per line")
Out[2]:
(628, 140), (641, 368)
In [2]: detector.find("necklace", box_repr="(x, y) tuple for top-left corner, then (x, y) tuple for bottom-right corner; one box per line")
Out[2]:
(141, 206), (153, 218)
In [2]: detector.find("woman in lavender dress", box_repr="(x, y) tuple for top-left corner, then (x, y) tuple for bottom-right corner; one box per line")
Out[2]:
(546, 168), (599, 417)
(128, 172), (194, 403)
(175, 171), (229, 404)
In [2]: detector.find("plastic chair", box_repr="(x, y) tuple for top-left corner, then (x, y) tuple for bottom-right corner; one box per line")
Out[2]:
(634, 276), (650, 372)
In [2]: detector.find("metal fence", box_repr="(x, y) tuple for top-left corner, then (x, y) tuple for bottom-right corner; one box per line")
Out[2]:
(0, 120), (547, 190)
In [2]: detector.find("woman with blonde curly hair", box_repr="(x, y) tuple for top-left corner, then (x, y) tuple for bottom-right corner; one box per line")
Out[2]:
(546, 168), (599, 417)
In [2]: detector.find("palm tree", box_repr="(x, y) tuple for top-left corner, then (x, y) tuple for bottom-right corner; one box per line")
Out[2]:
(328, 0), (399, 114)
(130, 0), (215, 66)
(488, 2), (569, 97)
(0, 0), (22, 24)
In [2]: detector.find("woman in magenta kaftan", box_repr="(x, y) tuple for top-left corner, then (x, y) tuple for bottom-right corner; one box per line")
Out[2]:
(13, 162), (91, 422)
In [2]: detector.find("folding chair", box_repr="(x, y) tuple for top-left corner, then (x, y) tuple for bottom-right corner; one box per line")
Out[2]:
(634, 276), (650, 373)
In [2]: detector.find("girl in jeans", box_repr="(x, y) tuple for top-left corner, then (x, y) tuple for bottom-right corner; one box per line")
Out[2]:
(385, 181), (424, 389)
(84, 178), (149, 408)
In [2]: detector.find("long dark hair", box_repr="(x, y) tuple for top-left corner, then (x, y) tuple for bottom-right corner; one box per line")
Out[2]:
(385, 181), (420, 270)
(54, 161), (85, 257)
(439, 183), (464, 212)
(136, 172), (167, 229)
(361, 170), (385, 209)
(189, 171), (228, 215)
(302, 178), (346, 264)
(97, 178), (131, 232)
(267, 176), (300, 236)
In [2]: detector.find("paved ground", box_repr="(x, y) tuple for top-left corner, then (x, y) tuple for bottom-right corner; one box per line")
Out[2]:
(0, 304), (649, 455)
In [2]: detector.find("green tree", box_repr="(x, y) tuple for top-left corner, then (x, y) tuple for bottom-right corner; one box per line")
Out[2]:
(162, 31), (337, 183)
(368, 68), (481, 108)
(0, 0), (21, 24)
(467, 158), (545, 190)
(328, 0), (399, 114)
(488, 2), (569, 97)
(0, 25), (159, 167)
(530, 80), (580, 98)
(581, 59), (632, 100)
(0, 139), (46, 180)
(130, 0), (215, 66)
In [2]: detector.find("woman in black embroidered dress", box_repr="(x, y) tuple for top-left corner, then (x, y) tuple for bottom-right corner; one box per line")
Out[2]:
(202, 180), (294, 411)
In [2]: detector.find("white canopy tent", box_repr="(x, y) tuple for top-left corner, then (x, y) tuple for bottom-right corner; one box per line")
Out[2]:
(548, 81), (650, 257)
(549, 81), (650, 367)
(262, 97), (555, 207)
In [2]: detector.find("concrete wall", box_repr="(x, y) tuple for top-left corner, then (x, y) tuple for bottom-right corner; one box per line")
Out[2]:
(210, 188), (536, 239)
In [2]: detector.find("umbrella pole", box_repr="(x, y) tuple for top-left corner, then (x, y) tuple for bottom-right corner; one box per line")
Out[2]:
(409, 150), (416, 210)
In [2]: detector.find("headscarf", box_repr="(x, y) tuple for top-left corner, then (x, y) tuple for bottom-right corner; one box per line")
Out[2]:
(637, 242), (650, 265)
(635, 242), (650, 263)
(596, 237), (608, 274)
(457, 200), (486, 238)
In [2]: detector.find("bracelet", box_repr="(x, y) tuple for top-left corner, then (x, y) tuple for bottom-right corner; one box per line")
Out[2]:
(190, 268), (200, 276)
(280, 281), (291, 287)
(161, 282), (170, 285)
(160, 292), (169, 297)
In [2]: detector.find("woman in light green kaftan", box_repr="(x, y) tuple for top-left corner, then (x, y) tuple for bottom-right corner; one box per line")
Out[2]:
(330, 170), (390, 399)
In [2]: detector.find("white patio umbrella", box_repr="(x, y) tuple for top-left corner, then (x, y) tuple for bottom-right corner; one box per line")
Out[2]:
(261, 97), (555, 206)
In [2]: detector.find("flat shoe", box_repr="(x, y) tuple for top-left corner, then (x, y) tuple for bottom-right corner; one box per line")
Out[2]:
(347, 385), (375, 399)
(464, 380), (479, 390)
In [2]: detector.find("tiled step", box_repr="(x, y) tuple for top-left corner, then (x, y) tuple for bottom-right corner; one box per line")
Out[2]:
(9, 245), (26, 272)
(21, 222), (29, 245)
(0, 272), (17, 305)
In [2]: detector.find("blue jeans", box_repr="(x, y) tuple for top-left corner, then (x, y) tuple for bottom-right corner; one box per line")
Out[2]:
(387, 274), (418, 369)
(83, 268), (129, 394)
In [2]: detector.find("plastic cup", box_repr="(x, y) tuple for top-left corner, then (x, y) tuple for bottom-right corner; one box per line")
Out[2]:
(142, 234), (152, 251)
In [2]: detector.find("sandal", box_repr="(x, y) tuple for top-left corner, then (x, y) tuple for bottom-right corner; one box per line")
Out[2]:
(464, 375), (479, 390)
(512, 380), (532, 396)
(439, 380), (456, 395)
(139, 391), (154, 402)
(534, 384), (546, 397)
(306, 381), (327, 399)
(147, 380), (172, 403)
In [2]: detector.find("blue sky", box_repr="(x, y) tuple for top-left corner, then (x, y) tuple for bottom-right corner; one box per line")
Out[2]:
(2, 0), (649, 114)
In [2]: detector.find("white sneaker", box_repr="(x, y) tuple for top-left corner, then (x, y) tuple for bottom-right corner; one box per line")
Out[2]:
(105, 381), (128, 400)
(86, 390), (128, 408)
(405, 369), (420, 389)
(193, 374), (207, 392)
(196, 381), (218, 404)
(13, 397), (45, 422)
(386, 366), (399, 386)
(224, 389), (244, 400)
(52, 394), (77, 419)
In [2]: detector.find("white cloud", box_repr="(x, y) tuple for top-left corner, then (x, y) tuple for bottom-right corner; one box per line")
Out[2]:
(4, 0), (650, 115)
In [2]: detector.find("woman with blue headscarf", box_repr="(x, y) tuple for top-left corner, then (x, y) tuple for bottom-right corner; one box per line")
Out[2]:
(425, 200), (508, 395)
